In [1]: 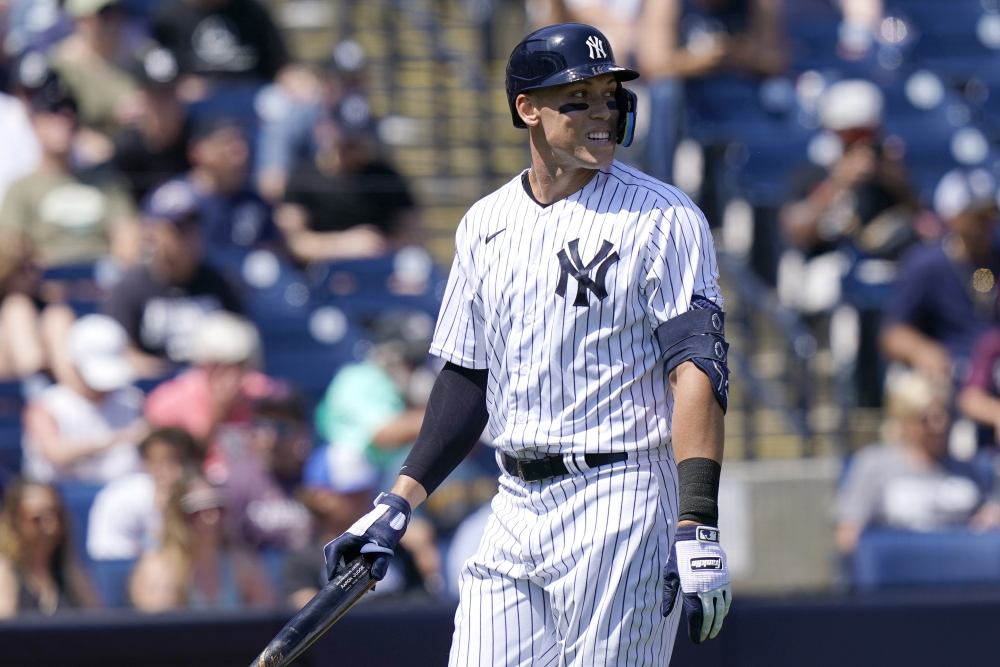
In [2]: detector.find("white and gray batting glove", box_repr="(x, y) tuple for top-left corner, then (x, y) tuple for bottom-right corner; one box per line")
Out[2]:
(662, 525), (733, 643)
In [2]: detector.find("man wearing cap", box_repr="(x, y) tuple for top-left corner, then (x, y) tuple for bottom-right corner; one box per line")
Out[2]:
(780, 79), (918, 265)
(275, 95), (421, 263)
(167, 118), (278, 262)
(143, 311), (273, 465)
(881, 168), (1000, 386)
(98, 45), (191, 202)
(103, 179), (243, 378)
(254, 39), (369, 203)
(1, 65), (139, 268)
(21, 314), (148, 485)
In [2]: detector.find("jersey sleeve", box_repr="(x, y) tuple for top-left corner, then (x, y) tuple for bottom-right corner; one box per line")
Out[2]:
(429, 217), (487, 369)
(641, 196), (723, 331)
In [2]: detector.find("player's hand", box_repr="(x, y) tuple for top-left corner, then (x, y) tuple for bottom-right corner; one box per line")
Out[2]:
(662, 525), (732, 643)
(323, 492), (411, 581)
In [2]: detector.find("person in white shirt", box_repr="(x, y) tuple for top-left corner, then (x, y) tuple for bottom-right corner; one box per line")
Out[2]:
(22, 314), (148, 484)
(87, 428), (200, 561)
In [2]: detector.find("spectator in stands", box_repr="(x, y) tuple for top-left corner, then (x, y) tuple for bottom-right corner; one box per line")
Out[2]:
(103, 179), (243, 378)
(833, 369), (1000, 556)
(144, 312), (274, 477)
(129, 472), (275, 611)
(275, 96), (422, 264)
(21, 314), (147, 485)
(315, 310), (433, 484)
(150, 0), (290, 93)
(47, 0), (138, 159)
(1, 63), (140, 269)
(0, 76), (40, 208)
(957, 294), (1000, 447)
(780, 80), (917, 273)
(86, 428), (200, 562)
(169, 117), (278, 262)
(880, 169), (1000, 386)
(98, 45), (191, 203)
(0, 64), (140, 382)
(0, 479), (99, 616)
(255, 39), (367, 202)
(223, 388), (312, 553)
(632, 0), (786, 182)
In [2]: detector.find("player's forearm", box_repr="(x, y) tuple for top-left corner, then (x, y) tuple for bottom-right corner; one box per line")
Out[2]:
(670, 361), (725, 527)
(670, 361), (725, 464)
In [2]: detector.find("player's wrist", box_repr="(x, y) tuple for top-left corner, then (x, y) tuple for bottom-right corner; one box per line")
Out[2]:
(677, 457), (721, 526)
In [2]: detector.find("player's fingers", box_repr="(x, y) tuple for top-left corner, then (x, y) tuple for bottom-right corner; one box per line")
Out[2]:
(708, 591), (726, 639)
(722, 583), (733, 617)
(699, 593), (715, 642)
(369, 554), (391, 581)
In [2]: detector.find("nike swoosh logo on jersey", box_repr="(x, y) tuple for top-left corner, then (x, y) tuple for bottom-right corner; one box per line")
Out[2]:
(486, 229), (506, 243)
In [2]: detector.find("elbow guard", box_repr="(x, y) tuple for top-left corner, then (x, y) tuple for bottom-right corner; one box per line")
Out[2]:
(654, 299), (730, 413)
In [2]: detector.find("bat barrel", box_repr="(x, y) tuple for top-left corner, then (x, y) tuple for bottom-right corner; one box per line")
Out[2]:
(251, 555), (376, 667)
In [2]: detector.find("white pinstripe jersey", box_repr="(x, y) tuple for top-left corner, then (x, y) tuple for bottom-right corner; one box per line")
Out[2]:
(430, 160), (722, 456)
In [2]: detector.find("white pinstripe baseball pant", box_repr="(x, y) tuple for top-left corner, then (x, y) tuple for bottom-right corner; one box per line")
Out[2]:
(448, 451), (682, 667)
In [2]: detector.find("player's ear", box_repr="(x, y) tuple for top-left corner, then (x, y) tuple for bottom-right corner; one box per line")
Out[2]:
(516, 92), (541, 127)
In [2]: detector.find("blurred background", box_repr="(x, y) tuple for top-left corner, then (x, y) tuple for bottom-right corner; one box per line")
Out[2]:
(0, 0), (1000, 665)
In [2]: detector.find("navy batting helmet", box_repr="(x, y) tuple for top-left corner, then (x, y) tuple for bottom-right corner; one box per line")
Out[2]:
(505, 23), (639, 146)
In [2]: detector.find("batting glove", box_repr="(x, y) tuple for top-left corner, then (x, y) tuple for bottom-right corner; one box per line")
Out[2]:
(662, 525), (732, 643)
(324, 492), (411, 581)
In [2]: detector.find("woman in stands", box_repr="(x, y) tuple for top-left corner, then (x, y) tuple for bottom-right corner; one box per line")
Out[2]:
(129, 473), (274, 611)
(0, 479), (98, 616)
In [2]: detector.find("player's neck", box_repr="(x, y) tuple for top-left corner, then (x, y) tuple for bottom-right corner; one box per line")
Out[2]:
(527, 148), (603, 205)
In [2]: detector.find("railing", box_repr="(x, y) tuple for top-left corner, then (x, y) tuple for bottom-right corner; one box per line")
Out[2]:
(719, 251), (818, 458)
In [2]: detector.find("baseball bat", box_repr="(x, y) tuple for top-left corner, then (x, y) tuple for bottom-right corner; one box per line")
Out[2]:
(251, 554), (376, 667)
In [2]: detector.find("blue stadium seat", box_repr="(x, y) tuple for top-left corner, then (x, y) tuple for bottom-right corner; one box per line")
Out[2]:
(853, 529), (1000, 589)
(264, 331), (366, 399)
(90, 558), (137, 608)
(0, 423), (23, 480)
(56, 482), (105, 566)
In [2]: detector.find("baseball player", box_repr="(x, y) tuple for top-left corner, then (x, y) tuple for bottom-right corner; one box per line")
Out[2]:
(324, 22), (732, 665)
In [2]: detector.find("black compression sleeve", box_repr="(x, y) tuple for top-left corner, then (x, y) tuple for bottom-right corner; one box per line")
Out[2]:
(400, 362), (489, 496)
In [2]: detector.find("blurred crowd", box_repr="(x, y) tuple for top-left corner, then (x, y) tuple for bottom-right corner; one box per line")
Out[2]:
(1, 0), (1000, 616)
(0, 0), (502, 617)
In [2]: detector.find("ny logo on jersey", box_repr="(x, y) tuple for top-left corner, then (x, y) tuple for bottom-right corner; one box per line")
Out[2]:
(555, 239), (619, 307)
(585, 35), (606, 60)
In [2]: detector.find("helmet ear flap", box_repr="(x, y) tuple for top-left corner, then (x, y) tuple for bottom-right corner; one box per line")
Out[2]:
(615, 86), (637, 147)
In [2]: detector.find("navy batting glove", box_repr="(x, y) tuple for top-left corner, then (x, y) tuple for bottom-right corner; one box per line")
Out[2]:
(662, 525), (732, 643)
(324, 492), (411, 581)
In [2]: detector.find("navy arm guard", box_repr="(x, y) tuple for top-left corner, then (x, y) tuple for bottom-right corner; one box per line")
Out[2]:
(654, 298), (730, 413)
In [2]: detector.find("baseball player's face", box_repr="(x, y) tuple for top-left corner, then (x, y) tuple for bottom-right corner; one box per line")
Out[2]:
(526, 74), (619, 169)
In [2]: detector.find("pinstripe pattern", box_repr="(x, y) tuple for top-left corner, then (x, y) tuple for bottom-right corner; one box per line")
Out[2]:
(448, 457), (682, 666)
(433, 160), (721, 666)
(430, 160), (722, 457)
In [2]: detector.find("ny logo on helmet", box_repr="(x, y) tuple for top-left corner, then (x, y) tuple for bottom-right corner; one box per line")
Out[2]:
(585, 35), (606, 60)
(555, 239), (619, 306)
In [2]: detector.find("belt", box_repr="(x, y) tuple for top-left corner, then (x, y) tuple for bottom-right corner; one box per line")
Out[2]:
(501, 451), (629, 482)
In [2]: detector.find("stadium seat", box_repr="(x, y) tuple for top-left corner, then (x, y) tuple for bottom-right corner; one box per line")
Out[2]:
(852, 529), (1000, 589)
(90, 558), (137, 608)
(56, 481), (105, 566)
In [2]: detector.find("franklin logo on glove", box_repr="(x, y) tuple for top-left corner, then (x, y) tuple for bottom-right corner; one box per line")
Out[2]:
(690, 557), (723, 571)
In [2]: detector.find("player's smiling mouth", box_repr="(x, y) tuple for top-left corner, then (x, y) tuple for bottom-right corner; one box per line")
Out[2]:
(586, 130), (612, 143)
